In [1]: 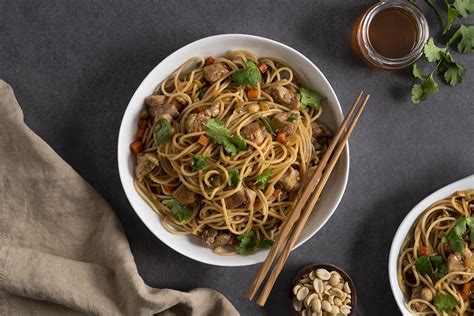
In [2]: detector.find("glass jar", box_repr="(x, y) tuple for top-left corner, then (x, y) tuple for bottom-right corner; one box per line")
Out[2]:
(353, 1), (429, 70)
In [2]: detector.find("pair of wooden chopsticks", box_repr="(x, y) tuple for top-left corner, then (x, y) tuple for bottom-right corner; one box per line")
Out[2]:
(246, 91), (370, 306)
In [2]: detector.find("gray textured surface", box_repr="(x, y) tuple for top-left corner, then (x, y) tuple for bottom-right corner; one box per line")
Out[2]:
(1, 1), (473, 315)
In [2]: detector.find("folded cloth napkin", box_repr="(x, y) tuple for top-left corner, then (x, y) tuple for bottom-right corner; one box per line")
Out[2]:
(0, 80), (239, 316)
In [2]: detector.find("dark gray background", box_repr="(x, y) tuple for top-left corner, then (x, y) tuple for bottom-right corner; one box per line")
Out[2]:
(1, 1), (473, 315)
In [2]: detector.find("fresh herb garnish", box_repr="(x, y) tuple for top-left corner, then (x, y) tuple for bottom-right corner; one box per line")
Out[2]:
(434, 292), (457, 312)
(231, 61), (261, 85)
(162, 199), (191, 224)
(155, 118), (174, 144)
(191, 155), (206, 170)
(205, 119), (247, 156)
(409, 1), (474, 103)
(441, 217), (470, 252)
(300, 87), (325, 111)
(414, 255), (448, 278)
(227, 168), (240, 187)
(255, 169), (272, 186)
(287, 112), (298, 122)
(237, 231), (274, 254)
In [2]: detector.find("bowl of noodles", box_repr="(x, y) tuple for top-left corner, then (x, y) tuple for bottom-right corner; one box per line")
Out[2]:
(117, 34), (349, 266)
(389, 175), (474, 315)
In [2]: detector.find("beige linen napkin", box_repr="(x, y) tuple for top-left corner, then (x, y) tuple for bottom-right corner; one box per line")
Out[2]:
(0, 80), (239, 316)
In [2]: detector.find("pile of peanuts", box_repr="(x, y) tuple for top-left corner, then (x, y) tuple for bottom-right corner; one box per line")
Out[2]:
(291, 268), (352, 316)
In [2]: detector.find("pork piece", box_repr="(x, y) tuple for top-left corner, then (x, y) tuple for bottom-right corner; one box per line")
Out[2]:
(201, 227), (235, 249)
(225, 190), (246, 209)
(185, 112), (210, 133)
(224, 188), (257, 209)
(203, 63), (229, 83)
(244, 188), (257, 210)
(447, 252), (466, 272)
(240, 122), (269, 146)
(277, 167), (300, 191)
(265, 84), (301, 109)
(311, 121), (333, 150)
(270, 111), (300, 136)
(172, 184), (197, 205)
(410, 286), (428, 312)
(145, 95), (179, 122)
(135, 153), (159, 181)
(205, 100), (221, 117)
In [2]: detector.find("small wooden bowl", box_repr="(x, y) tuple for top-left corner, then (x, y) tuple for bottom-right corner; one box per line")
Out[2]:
(289, 263), (357, 315)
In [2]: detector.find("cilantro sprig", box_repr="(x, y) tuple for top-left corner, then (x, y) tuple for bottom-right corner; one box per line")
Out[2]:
(162, 199), (191, 224)
(237, 231), (274, 254)
(191, 155), (207, 170)
(155, 118), (174, 144)
(410, 1), (474, 103)
(227, 168), (240, 187)
(205, 119), (248, 156)
(414, 255), (448, 278)
(255, 169), (272, 186)
(300, 87), (326, 111)
(231, 61), (261, 85)
(434, 292), (458, 312)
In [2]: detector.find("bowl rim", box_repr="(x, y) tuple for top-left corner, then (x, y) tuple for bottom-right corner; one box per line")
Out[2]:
(388, 174), (474, 314)
(117, 33), (350, 266)
(289, 263), (357, 315)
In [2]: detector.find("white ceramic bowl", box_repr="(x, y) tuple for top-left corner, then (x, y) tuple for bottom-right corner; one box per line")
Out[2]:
(117, 34), (349, 266)
(389, 174), (474, 314)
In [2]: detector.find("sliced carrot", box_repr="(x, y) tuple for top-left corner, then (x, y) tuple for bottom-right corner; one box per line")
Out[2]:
(272, 188), (282, 197)
(135, 128), (146, 141)
(420, 246), (430, 256)
(247, 89), (259, 100)
(276, 131), (286, 144)
(197, 135), (209, 146)
(130, 141), (143, 155)
(138, 119), (148, 129)
(257, 62), (268, 73)
(461, 282), (472, 299)
(205, 56), (215, 65)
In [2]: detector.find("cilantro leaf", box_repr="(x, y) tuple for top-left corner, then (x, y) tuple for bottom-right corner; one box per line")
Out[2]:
(452, 0), (474, 17)
(205, 119), (231, 144)
(231, 61), (261, 85)
(415, 255), (449, 278)
(300, 87), (325, 111)
(191, 155), (206, 170)
(287, 112), (298, 122)
(259, 117), (274, 135)
(444, 5), (460, 34)
(237, 231), (274, 254)
(258, 238), (274, 249)
(155, 118), (174, 145)
(443, 217), (468, 252)
(412, 64), (427, 80)
(434, 293), (457, 312)
(411, 75), (439, 104)
(255, 169), (272, 186)
(414, 256), (432, 274)
(237, 231), (258, 254)
(449, 24), (474, 53)
(162, 199), (191, 224)
(424, 38), (445, 62)
(227, 168), (240, 187)
(230, 135), (247, 150)
(222, 138), (238, 156)
(205, 119), (247, 155)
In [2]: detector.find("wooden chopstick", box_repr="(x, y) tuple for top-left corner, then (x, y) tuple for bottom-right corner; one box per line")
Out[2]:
(256, 93), (370, 306)
(246, 91), (366, 301)
(247, 91), (365, 300)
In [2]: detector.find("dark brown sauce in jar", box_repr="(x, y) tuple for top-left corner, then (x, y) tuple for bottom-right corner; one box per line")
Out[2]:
(368, 8), (418, 59)
(353, 1), (429, 70)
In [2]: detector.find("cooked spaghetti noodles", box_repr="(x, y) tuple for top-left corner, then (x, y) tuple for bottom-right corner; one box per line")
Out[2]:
(398, 190), (474, 314)
(130, 50), (332, 255)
